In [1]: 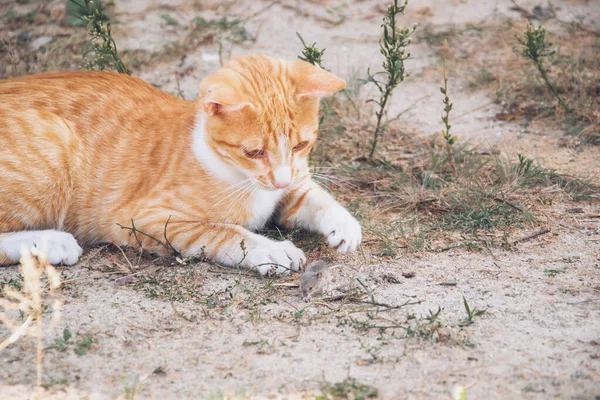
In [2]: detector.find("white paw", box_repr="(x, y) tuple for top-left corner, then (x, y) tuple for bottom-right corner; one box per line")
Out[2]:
(243, 238), (306, 276)
(319, 206), (362, 253)
(0, 230), (82, 266)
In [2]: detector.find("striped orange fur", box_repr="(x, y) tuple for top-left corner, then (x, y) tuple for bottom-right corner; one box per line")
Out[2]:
(0, 55), (362, 275)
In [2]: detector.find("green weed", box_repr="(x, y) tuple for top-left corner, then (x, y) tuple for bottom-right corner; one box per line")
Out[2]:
(160, 14), (179, 26)
(47, 327), (94, 355)
(405, 307), (449, 342)
(68, 0), (131, 74)
(1, 274), (23, 293)
(319, 378), (379, 400)
(296, 32), (326, 68)
(366, 0), (417, 159)
(66, 0), (107, 26)
(515, 22), (572, 112)
(459, 296), (486, 326)
(440, 40), (457, 173)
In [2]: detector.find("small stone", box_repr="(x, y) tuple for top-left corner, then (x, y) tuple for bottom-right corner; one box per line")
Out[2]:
(17, 31), (30, 42)
(532, 5), (555, 18)
(382, 273), (402, 283)
(438, 280), (457, 286)
(201, 53), (220, 63)
(29, 36), (52, 51)
(566, 208), (584, 214)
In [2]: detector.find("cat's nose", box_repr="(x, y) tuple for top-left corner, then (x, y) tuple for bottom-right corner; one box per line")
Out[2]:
(272, 166), (292, 188)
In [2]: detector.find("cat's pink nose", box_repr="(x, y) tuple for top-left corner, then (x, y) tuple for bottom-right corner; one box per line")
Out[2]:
(273, 166), (292, 188)
(274, 181), (290, 188)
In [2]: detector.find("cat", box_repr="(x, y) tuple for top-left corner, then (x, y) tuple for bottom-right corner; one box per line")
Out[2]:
(0, 54), (362, 275)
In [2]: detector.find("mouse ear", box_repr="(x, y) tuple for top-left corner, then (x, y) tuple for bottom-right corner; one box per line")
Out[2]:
(316, 272), (323, 280)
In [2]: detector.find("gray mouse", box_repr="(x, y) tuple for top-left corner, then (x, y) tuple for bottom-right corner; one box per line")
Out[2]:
(299, 260), (343, 299)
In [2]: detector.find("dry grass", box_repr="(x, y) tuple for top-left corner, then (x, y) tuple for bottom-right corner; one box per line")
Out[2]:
(0, 250), (62, 398)
(301, 12), (600, 256)
(311, 73), (598, 255)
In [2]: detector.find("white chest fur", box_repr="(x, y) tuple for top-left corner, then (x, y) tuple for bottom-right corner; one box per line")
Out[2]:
(246, 188), (285, 231)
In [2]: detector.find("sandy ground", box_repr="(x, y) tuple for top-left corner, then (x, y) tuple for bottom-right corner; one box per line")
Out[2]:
(1, 0), (599, 399)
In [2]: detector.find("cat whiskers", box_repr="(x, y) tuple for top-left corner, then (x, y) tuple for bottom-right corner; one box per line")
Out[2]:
(293, 171), (332, 193)
(222, 181), (258, 217)
(312, 174), (343, 191)
(209, 179), (254, 212)
(309, 167), (357, 191)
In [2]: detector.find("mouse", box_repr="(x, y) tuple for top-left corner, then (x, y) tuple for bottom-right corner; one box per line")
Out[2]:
(299, 260), (344, 299)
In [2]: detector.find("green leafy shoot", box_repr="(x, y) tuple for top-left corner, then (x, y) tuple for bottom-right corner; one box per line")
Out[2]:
(296, 32), (326, 68)
(515, 22), (572, 113)
(47, 328), (94, 355)
(319, 378), (379, 400)
(68, 0), (131, 74)
(366, 0), (417, 159)
(440, 39), (457, 173)
(161, 14), (179, 26)
(459, 296), (486, 326)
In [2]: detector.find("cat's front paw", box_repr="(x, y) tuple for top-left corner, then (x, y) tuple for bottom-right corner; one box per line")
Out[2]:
(0, 230), (83, 265)
(319, 206), (362, 253)
(244, 239), (306, 276)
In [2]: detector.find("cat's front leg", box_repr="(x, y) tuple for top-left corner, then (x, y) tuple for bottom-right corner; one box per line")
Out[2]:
(118, 216), (305, 275)
(278, 179), (362, 253)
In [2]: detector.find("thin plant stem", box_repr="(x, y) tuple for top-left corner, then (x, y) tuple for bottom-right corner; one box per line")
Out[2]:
(69, 0), (131, 74)
(440, 39), (457, 174)
(535, 61), (570, 112)
(36, 315), (42, 398)
(367, 0), (417, 159)
(515, 22), (572, 113)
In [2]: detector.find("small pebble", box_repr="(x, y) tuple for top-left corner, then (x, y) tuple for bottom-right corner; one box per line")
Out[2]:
(114, 274), (136, 285)
(438, 280), (457, 286)
(17, 31), (30, 42)
(29, 36), (52, 51)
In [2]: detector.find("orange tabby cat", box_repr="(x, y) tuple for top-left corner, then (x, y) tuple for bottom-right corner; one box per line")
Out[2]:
(0, 54), (361, 275)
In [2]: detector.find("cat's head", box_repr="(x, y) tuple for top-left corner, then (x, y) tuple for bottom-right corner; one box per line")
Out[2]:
(197, 54), (345, 190)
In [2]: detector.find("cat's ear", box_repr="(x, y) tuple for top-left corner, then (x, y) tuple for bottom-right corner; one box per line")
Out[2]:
(289, 60), (346, 97)
(199, 71), (252, 116)
(202, 85), (250, 116)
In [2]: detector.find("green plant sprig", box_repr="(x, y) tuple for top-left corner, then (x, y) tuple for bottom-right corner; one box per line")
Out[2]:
(69, 0), (131, 74)
(366, 0), (417, 160)
(296, 32), (326, 68)
(459, 296), (486, 326)
(515, 22), (572, 113)
(440, 39), (457, 174)
(47, 328), (93, 355)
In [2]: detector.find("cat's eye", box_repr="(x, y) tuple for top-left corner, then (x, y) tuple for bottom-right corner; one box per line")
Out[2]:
(292, 141), (309, 152)
(244, 148), (266, 159)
